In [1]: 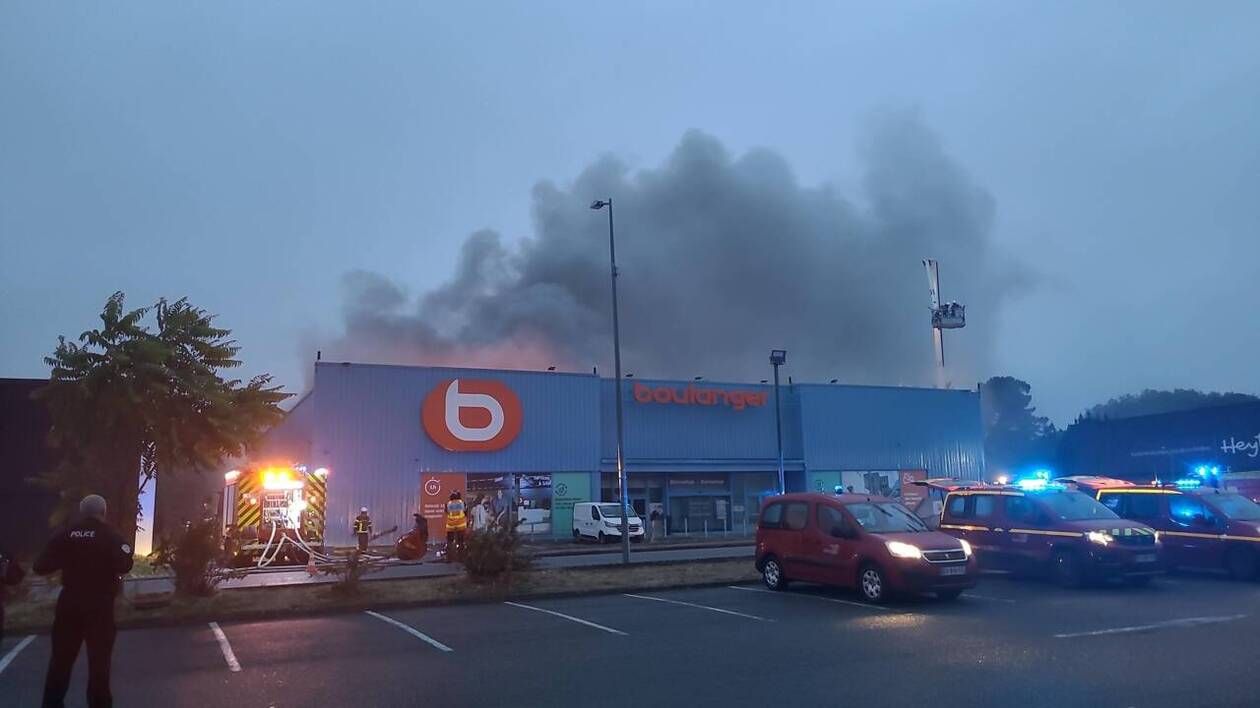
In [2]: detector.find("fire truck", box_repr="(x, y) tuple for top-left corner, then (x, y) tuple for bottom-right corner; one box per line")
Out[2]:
(221, 464), (328, 567)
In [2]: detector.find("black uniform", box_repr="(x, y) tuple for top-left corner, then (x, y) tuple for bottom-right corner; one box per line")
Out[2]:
(354, 512), (373, 552)
(1, 546), (26, 642)
(35, 517), (133, 708)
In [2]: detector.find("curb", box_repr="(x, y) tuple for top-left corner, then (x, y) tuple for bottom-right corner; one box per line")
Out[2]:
(7, 557), (759, 635)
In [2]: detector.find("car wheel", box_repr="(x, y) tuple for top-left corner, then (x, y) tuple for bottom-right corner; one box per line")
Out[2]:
(1052, 550), (1084, 588)
(1226, 547), (1257, 581)
(858, 564), (887, 603)
(573, 528), (581, 542)
(762, 557), (788, 591)
(598, 532), (607, 544)
(936, 588), (964, 601)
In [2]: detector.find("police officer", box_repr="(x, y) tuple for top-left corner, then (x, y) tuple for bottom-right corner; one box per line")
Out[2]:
(1, 544), (26, 643)
(36, 494), (133, 708)
(353, 506), (373, 552)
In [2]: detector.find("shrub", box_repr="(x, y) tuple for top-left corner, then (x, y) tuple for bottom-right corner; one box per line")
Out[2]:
(149, 518), (244, 596)
(320, 549), (385, 597)
(463, 519), (533, 586)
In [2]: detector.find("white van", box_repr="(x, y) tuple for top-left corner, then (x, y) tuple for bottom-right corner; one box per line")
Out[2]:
(572, 502), (646, 543)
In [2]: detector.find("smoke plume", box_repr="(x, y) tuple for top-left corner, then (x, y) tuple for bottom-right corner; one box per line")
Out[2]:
(323, 111), (1025, 387)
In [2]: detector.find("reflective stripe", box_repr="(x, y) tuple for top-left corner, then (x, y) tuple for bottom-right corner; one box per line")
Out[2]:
(940, 524), (990, 532)
(1221, 535), (1260, 543)
(948, 491), (1021, 497)
(1096, 489), (1178, 495)
(1008, 528), (1083, 538)
(1161, 531), (1223, 540)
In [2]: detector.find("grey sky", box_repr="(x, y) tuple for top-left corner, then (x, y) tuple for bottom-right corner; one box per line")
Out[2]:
(2, 2), (1257, 425)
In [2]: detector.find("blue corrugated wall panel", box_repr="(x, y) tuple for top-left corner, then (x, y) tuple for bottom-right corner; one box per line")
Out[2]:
(798, 384), (985, 479)
(312, 363), (600, 545)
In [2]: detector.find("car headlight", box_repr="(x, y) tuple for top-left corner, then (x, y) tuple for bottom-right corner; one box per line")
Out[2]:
(959, 539), (973, 558)
(1153, 531), (1162, 544)
(1086, 531), (1113, 546)
(604, 519), (618, 528)
(886, 541), (922, 559)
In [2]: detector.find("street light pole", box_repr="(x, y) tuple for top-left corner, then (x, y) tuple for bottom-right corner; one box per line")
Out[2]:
(591, 198), (631, 564)
(770, 350), (787, 494)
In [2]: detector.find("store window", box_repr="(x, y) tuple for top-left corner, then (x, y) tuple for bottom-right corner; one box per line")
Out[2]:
(466, 473), (553, 535)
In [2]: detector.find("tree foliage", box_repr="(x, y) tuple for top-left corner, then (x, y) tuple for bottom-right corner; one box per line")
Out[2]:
(149, 517), (245, 596)
(1081, 388), (1259, 422)
(35, 292), (290, 539)
(979, 376), (1058, 473)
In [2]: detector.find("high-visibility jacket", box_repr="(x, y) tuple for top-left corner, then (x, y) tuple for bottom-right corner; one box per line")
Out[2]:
(445, 500), (467, 531)
(354, 514), (372, 535)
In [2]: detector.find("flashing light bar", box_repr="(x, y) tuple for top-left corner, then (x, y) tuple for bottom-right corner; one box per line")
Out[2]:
(1016, 477), (1067, 492)
(1173, 478), (1203, 489)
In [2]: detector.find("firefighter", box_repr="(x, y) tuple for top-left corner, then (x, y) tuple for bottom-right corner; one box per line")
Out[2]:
(445, 491), (468, 560)
(36, 494), (133, 708)
(353, 507), (373, 552)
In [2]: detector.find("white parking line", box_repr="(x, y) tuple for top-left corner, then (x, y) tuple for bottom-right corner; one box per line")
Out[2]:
(728, 585), (892, 611)
(0, 635), (36, 677)
(208, 622), (241, 672)
(364, 610), (454, 652)
(623, 593), (770, 621)
(1053, 614), (1247, 639)
(960, 593), (1017, 604)
(504, 601), (628, 636)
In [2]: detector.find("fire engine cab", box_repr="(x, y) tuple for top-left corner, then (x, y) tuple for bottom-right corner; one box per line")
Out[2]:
(222, 464), (328, 566)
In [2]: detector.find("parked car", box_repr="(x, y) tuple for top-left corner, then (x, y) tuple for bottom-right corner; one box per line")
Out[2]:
(939, 482), (1163, 587)
(755, 492), (977, 602)
(572, 502), (645, 543)
(1095, 482), (1260, 580)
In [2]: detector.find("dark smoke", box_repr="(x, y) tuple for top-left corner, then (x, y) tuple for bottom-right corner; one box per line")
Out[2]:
(323, 110), (1026, 387)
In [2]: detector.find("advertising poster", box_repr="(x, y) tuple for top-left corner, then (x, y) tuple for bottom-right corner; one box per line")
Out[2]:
(550, 472), (592, 539)
(419, 473), (467, 528)
(898, 469), (929, 513)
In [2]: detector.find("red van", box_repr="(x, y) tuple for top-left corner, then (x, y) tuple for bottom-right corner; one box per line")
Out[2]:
(755, 492), (978, 602)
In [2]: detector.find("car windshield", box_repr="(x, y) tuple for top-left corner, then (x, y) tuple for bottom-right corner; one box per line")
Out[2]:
(1208, 493), (1260, 521)
(845, 502), (929, 533)
(598, 504), (636, 519)
(1036, 491), (1119, 521)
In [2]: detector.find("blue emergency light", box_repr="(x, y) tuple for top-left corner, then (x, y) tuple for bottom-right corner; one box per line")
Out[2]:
(1173, 478), (1203, 489)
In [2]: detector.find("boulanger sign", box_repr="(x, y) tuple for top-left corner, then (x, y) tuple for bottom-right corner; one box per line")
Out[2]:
(632, 382), (767, 411)
(422, 379), (523, 451)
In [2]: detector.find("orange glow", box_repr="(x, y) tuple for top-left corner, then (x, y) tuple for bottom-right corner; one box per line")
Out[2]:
(262, 467), (304, 491)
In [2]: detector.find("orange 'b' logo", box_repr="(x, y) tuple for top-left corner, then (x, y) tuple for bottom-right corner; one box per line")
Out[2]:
(422, 379), (523, 452)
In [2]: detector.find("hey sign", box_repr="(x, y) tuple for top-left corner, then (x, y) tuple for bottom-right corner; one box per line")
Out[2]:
(422, 379), (523, 452)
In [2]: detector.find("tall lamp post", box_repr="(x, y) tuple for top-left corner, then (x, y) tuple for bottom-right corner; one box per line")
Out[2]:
(770, 349), (787, 494)
(591, 198), (630, 564)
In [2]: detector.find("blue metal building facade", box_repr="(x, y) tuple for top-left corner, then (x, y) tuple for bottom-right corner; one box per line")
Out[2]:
(265, 362), (985, 546)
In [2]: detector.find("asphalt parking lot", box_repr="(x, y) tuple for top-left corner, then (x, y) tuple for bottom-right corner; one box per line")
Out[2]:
(3, 571), (1258, 708)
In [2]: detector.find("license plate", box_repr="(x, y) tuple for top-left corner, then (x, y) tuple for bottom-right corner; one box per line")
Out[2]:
(939, 565), (967, 576)
(1136, 554), (1157, 563)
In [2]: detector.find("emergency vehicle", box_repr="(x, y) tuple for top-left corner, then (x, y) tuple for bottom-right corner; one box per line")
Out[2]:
(937, 477), (1163, 587)
(222, 464), (328, 567)
(907, 478), (988, 528)
(1094, 479), (1260, 580)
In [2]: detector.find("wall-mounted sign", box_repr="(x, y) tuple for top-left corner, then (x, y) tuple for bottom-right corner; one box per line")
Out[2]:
(422, 379), (523, 452)
(632, 382), (767, 411)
